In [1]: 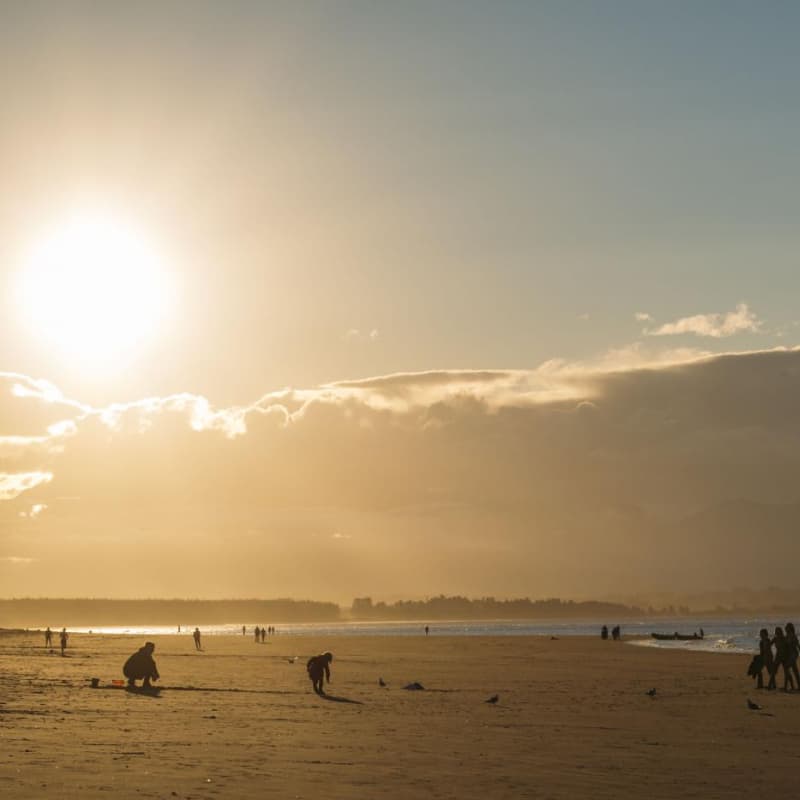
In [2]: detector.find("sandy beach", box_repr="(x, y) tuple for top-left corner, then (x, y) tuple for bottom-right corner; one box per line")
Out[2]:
(0, 631), (791, 799)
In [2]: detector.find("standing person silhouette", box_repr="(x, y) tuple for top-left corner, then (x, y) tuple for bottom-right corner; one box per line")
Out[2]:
(260, 626), (266, 643)
(254, 626), (261, 643)
(45, 627), (52, 648)
(785, 622), (800, 689)
(758, 628), (775, 690)
(773, 626), (796, 692)
(59, 628), (68, 656)
(306, 652), (333, 695)
(193, 627), (202, 651)
(425, 625), (429, 636)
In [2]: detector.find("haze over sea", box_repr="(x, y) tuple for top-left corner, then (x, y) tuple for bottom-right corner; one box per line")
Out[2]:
(56, 617), (790, 655)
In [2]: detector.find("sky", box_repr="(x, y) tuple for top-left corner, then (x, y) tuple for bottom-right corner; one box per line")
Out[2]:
(2, 2), (800, 602)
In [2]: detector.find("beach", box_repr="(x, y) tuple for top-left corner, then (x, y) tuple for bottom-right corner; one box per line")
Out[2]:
(0, 631), (790, 799)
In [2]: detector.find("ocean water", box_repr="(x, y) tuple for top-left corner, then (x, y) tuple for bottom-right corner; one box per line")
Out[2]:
(62, 617), (796, 654)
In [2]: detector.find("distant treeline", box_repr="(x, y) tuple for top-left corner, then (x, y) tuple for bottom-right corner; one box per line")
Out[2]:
(0, 598), (340, 627)
(349, 596), (648, 620)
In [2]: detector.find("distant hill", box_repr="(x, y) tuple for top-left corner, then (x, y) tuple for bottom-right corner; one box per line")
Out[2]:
(0, 598), (340, 627)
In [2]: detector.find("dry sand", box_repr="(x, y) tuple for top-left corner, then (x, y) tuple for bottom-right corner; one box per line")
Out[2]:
(0, 630), (792, 799)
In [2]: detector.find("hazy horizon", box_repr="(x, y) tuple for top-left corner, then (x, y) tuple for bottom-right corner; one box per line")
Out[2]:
(3, 3), (800, 601)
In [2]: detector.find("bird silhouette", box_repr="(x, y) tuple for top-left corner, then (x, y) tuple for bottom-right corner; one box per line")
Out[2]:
(646, 688), (657, 697)
(287, 657), (297, 664)
(378, 677), (387, 687)
(747, 698), (762, 711)
(485, 694), (499, 704)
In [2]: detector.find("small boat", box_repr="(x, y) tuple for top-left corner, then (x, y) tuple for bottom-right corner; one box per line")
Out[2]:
(651, 631), (704, 641)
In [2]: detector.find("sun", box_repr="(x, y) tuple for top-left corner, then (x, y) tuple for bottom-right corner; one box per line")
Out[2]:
(17, 213), (171, 367)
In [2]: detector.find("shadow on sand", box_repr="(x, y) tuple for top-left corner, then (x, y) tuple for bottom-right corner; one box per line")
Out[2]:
(124, 686), (162, 698)
(94, 685), (303, 696)
(318, 693), (363, 705)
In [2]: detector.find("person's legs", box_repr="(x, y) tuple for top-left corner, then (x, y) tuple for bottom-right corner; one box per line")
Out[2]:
(785, 663), (795, 691)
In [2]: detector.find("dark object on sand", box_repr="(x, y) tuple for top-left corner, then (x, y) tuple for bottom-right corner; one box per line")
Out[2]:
(485, 694), (499, 704)
(747, 655), (764, 678)
(90, 677), (100, 688)
(379, 677), (387, 687)
(651, 632), (704, 641)
(306, 652), (333, 695)
(403, 682), (425, 691)
(747, 698), (762, 710)
(123, 642), (160, 688)
(646, 688), (657, 697)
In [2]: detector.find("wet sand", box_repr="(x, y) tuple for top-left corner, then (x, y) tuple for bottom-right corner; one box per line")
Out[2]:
(0, 631), (791, 799)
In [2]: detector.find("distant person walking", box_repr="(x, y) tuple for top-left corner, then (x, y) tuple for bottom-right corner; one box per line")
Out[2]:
(59, 628), (68, 656)
(425, 625), (430, 636)
(254, 626), (261, 643)
(306, 652), (333, 695)
(45, 627), (52, 648)
(601, 625), (608, 640)
(611, 625), (621, 641)
(123, 642), (160, 688)
(260, 626), (266, 643)
(242, 625), (246, 636)
(193, 627), (202, 651)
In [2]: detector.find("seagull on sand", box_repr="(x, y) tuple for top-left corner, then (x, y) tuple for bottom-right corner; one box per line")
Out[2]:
(747, 698), (762, 711)
(379, 677), (387, 687)
(646, 688), (657, 697)
(485, 694), (499, 704)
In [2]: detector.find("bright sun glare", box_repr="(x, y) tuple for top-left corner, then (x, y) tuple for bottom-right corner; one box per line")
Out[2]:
(18, 213), (171, 367)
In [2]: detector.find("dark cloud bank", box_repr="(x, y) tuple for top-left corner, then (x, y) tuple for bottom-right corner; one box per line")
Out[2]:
(2, 348), (800, 601)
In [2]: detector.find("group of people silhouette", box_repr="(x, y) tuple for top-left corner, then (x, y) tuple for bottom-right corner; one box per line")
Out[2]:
(750, 623), (800, 691)
(600, 625), (621, 641)
(251, 626), (275, 642)
(44, 627), (69, 655)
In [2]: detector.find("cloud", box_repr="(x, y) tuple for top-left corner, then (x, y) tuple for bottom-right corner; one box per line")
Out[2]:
(3, 348), (800, 599)
(645, 303), (762, 338)
(0, 471), (53, 500)
(0, 556), (36, 565)
(343, 328), (379, 342)
(19, 503), (47, 518)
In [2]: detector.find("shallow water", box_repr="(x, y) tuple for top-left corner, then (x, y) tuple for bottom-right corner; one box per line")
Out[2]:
(60, 616), (799, 654)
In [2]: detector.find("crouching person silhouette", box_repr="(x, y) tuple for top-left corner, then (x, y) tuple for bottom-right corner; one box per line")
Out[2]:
(306, 652), (333, 695)
(123, 641), (160, 688)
